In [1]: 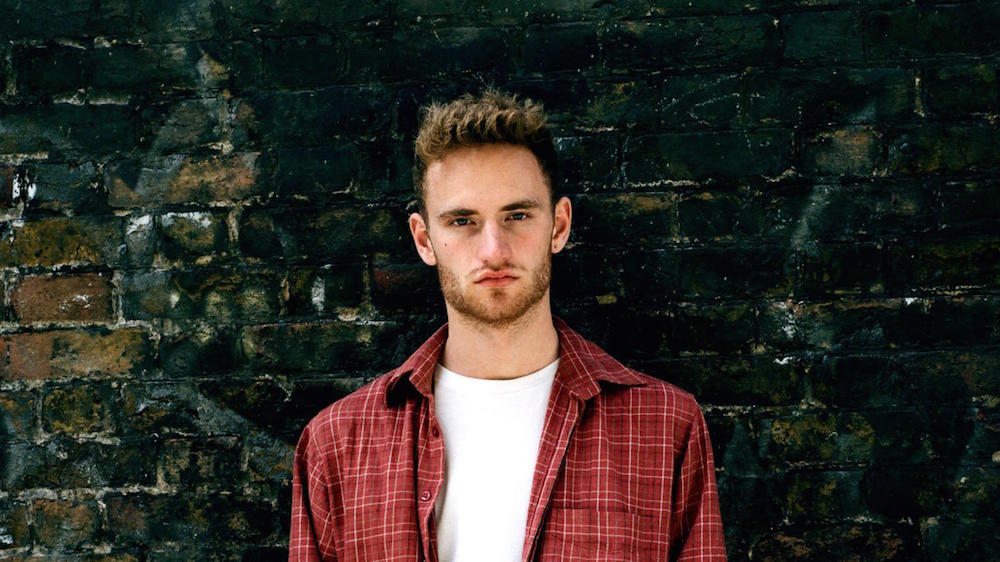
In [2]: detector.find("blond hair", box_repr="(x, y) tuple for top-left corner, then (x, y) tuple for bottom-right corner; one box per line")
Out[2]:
(412, 89), (558, 213)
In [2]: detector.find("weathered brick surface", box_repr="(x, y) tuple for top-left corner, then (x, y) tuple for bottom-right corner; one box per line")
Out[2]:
(1, 1), (997, 559)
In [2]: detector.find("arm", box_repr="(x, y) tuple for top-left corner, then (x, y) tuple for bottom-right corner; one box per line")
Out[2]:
(669, 404), (727, 561)
(289, 422), (337, 562)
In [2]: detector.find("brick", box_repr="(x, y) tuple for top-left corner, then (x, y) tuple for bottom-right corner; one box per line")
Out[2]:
(510, 79), (662, 132)
(121, 269), (281, 324)
(662, 73), (741, 129)
(522, 23), (600, 73)
(644, 354), (803, 406)
(744, 67), (913, 127)
(283, 264), (367, 317)
(132, 0), (218, 42)
(600, 303), (755, 358)
(2, 437), (156, 490)
(251, 87), (392, 145)
(0, 327), (152, 381)
(91, 43), (200, 96)
(887, 124), (1000, 175)
(621, 245), (794, 300)
(759, 182), (936, 242)
(42, 383), (115, 434)
(370, 260), (441, 314)
(119, 383), (208, 436)
(105, 492), (279, 544)
(779, 470), (864, 521)
(869, 4), (1000, 60)
(244, 433), (294, 489)
(124, 214), (156, 267)
(0, 0), (131, 41)
(885, 237), (1000, 291)
(106, 152), (262, 207)
(809, 354), (894, 408)
(13, 44), (90, 100)
(603, 16), (780, 70)
(11, 273), (114, 323)
(549, 249), (623, 305)
(160, 325), (239, 376)
(865, 407), (974, 464)
(676, 188), (769, 241)
(18, 160), (106, 214)
(0, 499), (30, 549)
(160, 436), (242, 491)
(798, 241), (884, 296)
(781, 10), (863, 61)
(924, 62), (999, 117)
(0, 103), (138, 157)
(197, 376), (292, 439)
(936, 180), (1000, 235)
(759, 296), (1000, 353)
(3, 216), (122, 268)
(33, 498), (100, 550)
(0, 390), (36, 437)
(282, 377), (369, 441)
(137, 97), (249, 155)
(623, 130), (792, 183)
(262, 35), (347, 88)
(864, 464), (961, 519)
(347, 27), (514, 82)
(750, 523), (916, 561)
(572, 193), (676, 247)
(893, 351), (1000, 405)
(761, 412), (875, 466)
(921, 515), (1000, 561)
(240, 319), (419, 373)
(159, 211), (230, 261)
(268, 144), (364, 201)
(227, 0), (387, 30)
(799, 126), (881, 177)
(554, 136), (620, 190)
(238, 206), (408, 262)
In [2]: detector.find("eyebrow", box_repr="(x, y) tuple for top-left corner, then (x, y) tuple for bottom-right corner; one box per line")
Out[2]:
(437, 199), (541, 220)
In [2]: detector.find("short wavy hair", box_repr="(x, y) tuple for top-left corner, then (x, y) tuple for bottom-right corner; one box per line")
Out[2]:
(412, 89), (558, 214)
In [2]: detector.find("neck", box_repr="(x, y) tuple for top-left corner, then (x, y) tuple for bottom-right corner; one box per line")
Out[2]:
(440, 299), (559, 380)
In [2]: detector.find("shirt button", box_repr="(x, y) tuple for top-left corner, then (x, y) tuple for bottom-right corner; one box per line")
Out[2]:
(431, 426), (440, 438)
(420, 490), (432, 501)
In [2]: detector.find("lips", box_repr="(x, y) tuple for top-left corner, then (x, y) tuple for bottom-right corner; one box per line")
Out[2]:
(475, 271), (519, 286)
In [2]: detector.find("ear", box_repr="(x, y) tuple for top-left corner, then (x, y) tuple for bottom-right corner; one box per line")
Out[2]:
(409, 212), (438, 266)
(550, 196), (572, 254)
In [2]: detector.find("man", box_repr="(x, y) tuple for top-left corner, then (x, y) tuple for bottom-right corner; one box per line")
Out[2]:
(289, 90), (726, 561)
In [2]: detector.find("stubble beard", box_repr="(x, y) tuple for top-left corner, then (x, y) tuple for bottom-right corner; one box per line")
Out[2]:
(436, 254), (551, 330)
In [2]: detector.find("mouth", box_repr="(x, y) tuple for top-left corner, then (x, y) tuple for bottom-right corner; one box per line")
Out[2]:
(475, 272), (519, 287)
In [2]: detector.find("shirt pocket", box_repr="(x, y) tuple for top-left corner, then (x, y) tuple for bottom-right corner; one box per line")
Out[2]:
(534, 507), (655, 561)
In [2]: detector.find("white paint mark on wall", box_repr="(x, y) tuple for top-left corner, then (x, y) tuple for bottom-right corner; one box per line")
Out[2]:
(161, 211), (213, 229)
(127, 214), (152, 235)
(311, 276), (325, 313)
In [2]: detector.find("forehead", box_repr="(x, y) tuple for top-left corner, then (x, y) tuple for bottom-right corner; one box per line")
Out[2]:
(423, 144), (550, 212)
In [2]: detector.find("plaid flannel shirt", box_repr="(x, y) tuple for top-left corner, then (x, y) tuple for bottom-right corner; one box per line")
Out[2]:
(290, 317), (726, 561)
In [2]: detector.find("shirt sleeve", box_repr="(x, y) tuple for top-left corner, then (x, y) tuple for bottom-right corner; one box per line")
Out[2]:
(289, 421), (337, 562)
(669, 403), (727, 561)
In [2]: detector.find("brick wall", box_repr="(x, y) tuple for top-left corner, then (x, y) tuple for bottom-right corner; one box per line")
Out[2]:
(1, 0), (998, 560)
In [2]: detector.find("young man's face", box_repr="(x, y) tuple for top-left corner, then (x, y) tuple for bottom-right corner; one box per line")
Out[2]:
(408, 143), (572, 328)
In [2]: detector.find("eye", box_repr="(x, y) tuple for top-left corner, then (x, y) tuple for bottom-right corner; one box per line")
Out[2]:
(451, 217), (472, 227)
(508, 212), (529, 221)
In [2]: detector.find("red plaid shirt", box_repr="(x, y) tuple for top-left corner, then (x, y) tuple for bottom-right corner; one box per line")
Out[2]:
(289, 317), (726, 561)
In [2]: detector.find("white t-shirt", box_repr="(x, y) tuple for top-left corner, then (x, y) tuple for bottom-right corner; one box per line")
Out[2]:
(432, 358), (559, 562)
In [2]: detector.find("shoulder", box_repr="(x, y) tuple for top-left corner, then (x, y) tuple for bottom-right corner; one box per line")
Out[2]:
(299, 371), (400, 448)
(594, 362), (706, 434)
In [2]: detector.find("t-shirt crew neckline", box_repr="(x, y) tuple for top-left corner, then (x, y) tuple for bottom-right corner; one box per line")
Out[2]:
(434, 358), (559, 396)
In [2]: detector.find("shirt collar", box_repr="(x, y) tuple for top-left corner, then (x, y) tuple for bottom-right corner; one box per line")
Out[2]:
(384, 316), (647, 406)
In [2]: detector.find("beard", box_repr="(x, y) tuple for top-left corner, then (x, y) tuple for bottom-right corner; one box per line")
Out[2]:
(436, 254), (551, 330)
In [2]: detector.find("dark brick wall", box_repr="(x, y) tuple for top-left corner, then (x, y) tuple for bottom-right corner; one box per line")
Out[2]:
(0, 0), (998, 560)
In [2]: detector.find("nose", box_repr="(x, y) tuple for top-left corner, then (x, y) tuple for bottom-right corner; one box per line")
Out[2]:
(476, 220), (511, 266)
